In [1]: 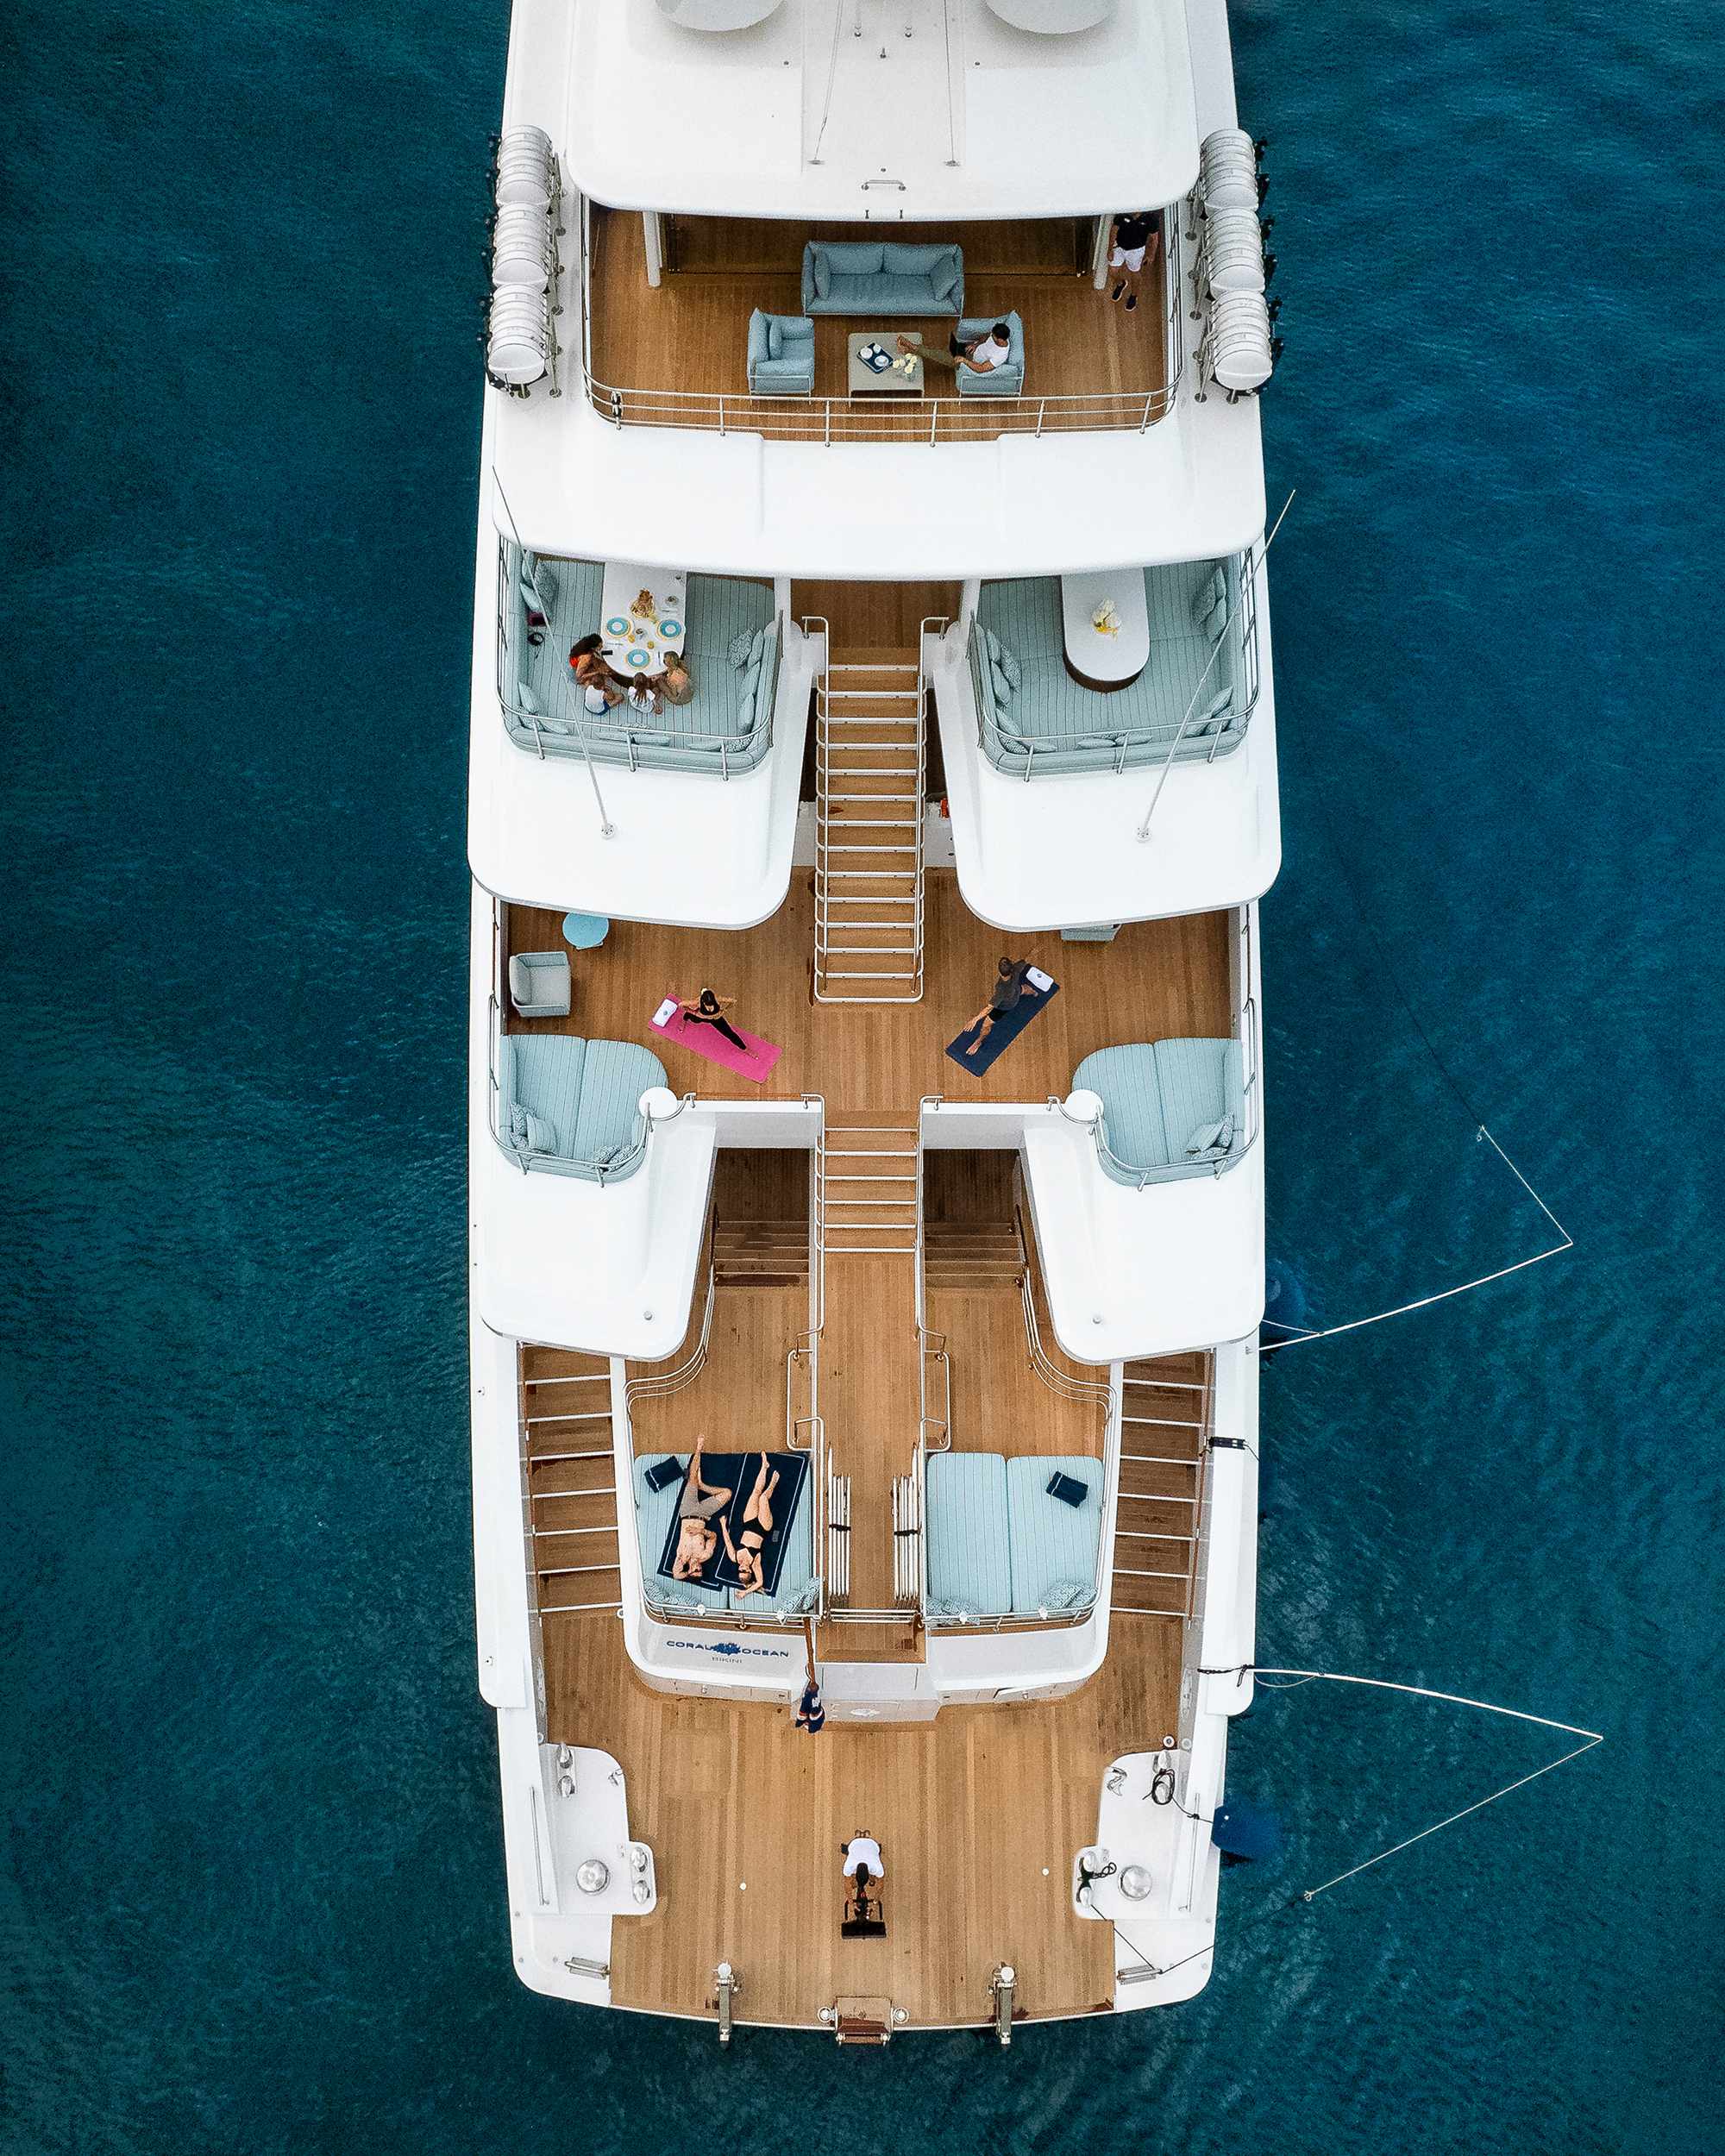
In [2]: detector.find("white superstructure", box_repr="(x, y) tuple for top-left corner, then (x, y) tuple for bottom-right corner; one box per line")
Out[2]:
(469, 0), (1279, 2035)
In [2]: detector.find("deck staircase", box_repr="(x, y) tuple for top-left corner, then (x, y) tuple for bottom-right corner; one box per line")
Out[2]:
(1110, 1352), (1212, 1619)
(819, 1112), (919, 1258)
(813, 649), (925, 1003)
(712, 1219), (810, 1287)
(920, 1219), (1027, 1289)
(521, 1344), (622, 1616)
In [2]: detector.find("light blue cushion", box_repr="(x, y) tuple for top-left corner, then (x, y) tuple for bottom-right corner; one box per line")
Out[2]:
(728, 628), (754, 667)
(925, 1452), (1012, 1616)
(736, 691), (755, 732)
(1007, 1455), (1103, 1615)
(823, 240), (885, 274)
(568, 1040), (668, 1170)
(780, 316), (814, 343)
(1074, 1044), (1170, 1175)
(508, 1101), (528, 1145)
(996, 642), (1022, 692)
(505, 1034), (587, 1136)
(812, 254), (831, 299)
(882, 241), (949, 276)
(990, 659), (1013, 706)
(633, 1454), (729, 1613)
(524, 1109), (558, 1154)
(931, 248), (961, 303)
(768, 318), (783, 360)
(517, 680), (539, 715)
(1153, 1038), (1243, 1163)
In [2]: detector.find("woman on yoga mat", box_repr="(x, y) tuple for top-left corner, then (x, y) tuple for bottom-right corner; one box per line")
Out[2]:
(720, 1452), (781, 1595)
(963, 956), (1040, 1055)
(677, 987), (750, 1056)
(672, 1435), (732, 1581)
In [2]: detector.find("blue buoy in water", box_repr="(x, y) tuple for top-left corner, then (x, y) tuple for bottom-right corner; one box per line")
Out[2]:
(1211, 1802), (1282, 1862)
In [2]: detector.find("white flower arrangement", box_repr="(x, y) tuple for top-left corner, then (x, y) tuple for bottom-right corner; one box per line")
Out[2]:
(1092, 599), (1121, 637)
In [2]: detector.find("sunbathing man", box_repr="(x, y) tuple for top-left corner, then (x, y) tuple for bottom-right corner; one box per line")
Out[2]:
(963, 956), (1041, 1056)
(671, 1436), (733, 1581)
(720, 1451), (781, 1596)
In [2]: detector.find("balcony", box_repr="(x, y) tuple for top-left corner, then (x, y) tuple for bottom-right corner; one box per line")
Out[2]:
(579, 204), (1181, 442)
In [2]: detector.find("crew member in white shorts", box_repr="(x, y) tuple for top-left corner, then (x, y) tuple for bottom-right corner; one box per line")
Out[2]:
(1108, 210), (1160, 310)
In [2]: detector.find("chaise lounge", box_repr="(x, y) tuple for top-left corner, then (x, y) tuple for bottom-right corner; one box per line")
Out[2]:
(1073, 1038), (1249, 1188)
(924, 1451), (1102, 1621)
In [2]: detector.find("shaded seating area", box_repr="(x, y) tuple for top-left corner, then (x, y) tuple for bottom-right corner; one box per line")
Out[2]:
(500, 544), (781, 775)
(970, 559), (1256, 776)
(1073, 1038), (1247, 1188)
(632, 1451), (818, 1618)
(747, 310), (815, 395)
(924, 1451), (1102, 1623)
(496, 1034), (667, 1182)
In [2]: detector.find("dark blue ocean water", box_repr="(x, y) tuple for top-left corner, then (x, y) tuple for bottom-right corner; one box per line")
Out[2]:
(3, 2), (1721, 2149)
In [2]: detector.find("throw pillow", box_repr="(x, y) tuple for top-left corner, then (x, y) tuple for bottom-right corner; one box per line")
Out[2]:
(749, 625), (768, 669)
(735, 691), (755, 732)
(931, 248), (959, 302)
(508, 1102), (528, 1144)
(524, 1110), (558, 1154)
(1044, 1579), (1095, 1611)
(990, 658), (1014, 707)
(768, 318), (784, 360)
(996, 641), (1022, 691)
(644, 1456), (683, 1494)
(1203, 686), (1234, 724)
(781, 316), (814, 342)
(1045, 1471), (1090, 1509)
(982, 624), (1002, 666)
(727, 628), (754, 667)
(516, 680), (539, 715)
(813, 254), (831, 300)
(1185, 1118), (1225, 1156)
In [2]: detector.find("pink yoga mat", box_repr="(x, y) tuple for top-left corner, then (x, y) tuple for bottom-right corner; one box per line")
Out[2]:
(649, 1002), (782, 1083)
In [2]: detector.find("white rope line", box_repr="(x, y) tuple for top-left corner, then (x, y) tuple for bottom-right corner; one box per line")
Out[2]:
(810, 0), (847, 165)
(1248, 1668), (1603, 1900)
(1113, 1666), (1603, 1984)
(1262, 1127), (1573, 1355)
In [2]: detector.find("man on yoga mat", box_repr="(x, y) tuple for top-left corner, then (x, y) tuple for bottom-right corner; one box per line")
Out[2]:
(962, 956), (1041, 1055)
(675, 987), (750, 1056)
(671, 1436), (732, 1581)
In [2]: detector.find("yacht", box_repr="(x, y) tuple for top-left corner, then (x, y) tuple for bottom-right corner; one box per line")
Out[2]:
(468, 0), (1280, 2040)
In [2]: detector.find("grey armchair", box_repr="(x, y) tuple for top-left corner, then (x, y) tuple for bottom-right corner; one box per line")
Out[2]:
(509, 950), (572, 1018)
(955, 311), (1026, 398)
(747, 310), (816, 396)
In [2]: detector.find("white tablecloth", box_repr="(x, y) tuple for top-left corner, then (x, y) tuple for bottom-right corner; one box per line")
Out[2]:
(599, 561), (687, 674)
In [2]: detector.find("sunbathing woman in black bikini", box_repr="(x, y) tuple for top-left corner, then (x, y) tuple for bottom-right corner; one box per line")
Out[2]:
(720, 1452), (781, 1596)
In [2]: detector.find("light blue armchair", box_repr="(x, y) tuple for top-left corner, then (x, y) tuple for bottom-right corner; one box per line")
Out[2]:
(955, 311), (1026, 398)
(747, 310), (816, 396)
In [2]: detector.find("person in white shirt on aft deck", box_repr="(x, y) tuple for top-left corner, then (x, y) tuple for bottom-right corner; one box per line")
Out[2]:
(901, 323), (1012, 377)
(842, 1834), (884, 1917)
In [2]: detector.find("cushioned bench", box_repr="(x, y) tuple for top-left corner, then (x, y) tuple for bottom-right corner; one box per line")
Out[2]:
(925, 1452), (1013, 1616)
(802, 239), (964, 317)
(1006, 1455), (1102, 1616)
(505, 559), (779, 776)
(499, 1035), (668, 1182)
(1074, 1037), (1247, 1188)
(633, 1453), (729, 1614)
(971, 562), (1251, 776)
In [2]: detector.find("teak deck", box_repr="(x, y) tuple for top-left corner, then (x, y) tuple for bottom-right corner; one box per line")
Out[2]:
(507, 880), (1222, 2025)
(545, 1606), (1182, 2028)
(585, 207), (1170, 439)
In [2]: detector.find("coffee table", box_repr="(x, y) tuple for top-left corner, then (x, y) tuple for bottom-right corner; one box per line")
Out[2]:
(848, 330), (923, 398)
(1060, 569), (1151, 693)
(599, 561), (687, 678)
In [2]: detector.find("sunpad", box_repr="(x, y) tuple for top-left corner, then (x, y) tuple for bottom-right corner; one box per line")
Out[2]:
(656, 1449), (809, 1598)
(649, 999), (782, 1082)
(945, 975), (1059, 1076)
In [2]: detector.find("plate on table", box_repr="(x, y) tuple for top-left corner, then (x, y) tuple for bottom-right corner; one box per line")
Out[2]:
(626, 648), (652, 668)
(658, 619), (682, 640)
(605, 616), (630, 636)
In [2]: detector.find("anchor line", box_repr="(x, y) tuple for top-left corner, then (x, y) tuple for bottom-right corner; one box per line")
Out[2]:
(1113, 1667), (1603, 1985)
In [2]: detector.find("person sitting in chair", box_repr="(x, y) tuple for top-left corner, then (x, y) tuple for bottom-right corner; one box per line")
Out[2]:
(671, 1435), (732, 1581)
(962, 956), (1041, 1055)
(719, 1452), (781, 1597)
(902, 323), (1012, 377)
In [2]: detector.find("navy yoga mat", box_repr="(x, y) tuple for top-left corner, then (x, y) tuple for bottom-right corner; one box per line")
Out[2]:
(945, 976), (1059, 1075)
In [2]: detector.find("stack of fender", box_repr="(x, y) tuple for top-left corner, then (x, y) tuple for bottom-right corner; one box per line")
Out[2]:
(1195, 128), (1277, 395)
(486, 125), (559, 391)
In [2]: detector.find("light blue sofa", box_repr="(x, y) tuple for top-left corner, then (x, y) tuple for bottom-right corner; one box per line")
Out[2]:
(1074, 1039), (1248, 1188)
(498, 1034), (668, 1183)
(747, 310), (814, 395)
(925, 1450), (1104, 1622)
(802, 238), (964, 317)
(953, 311), (1025, 397)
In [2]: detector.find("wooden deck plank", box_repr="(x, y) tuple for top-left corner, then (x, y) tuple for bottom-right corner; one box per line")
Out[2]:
(543, 1604), (1181, 2028)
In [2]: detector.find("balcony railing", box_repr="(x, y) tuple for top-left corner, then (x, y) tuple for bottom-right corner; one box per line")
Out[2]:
(575, 196), (1185, 443)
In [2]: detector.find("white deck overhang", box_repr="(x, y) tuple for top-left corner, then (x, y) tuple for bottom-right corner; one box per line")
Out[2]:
(1020, 1107), (1264, 1361)
(538, 0), (1199, 223)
